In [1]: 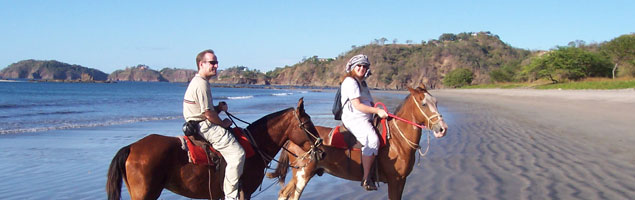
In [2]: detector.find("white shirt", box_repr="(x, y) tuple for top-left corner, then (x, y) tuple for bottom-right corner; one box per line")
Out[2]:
(183, 75), (213, 122)
(341, 77), (373, 122)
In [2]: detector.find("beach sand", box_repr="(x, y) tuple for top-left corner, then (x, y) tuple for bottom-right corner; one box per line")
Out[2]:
(299, 88), (635, 200)
(1, 88), (634, 199)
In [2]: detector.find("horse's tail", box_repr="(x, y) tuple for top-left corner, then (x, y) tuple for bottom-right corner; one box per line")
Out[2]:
(106, 145), (131, 200)
(266, 143), (290, 185)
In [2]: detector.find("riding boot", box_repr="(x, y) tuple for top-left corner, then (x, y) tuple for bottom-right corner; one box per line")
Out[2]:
(361, 179), (377, 191)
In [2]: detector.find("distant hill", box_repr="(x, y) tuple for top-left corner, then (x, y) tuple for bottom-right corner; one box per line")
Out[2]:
(209, 66), (269, 85)
(108, 65), (167, 82)
(159, 68), (197, 82)
(0, 59), (108, 81)
(267, 32), (532, 89)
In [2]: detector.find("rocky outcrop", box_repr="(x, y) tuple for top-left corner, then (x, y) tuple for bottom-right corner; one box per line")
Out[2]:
(108, 65), (167, 82)
(160, 68), (197, 82)
(0, 59), (108, 81)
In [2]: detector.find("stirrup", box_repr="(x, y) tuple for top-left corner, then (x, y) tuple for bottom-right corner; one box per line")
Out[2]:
(361, 179), (377, 191)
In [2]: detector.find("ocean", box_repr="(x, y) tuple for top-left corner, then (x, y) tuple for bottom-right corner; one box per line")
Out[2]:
(0, 81), (409, 199)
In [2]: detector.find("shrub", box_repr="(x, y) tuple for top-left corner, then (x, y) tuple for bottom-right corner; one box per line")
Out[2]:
(443, 68), (474, 88)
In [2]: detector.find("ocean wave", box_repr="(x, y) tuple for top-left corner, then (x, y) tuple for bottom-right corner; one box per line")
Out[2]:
(0, 102), (70, 109)
(0, 116), (181, 135)
(0, 111), (93, 119)
(272, 92), (293, 96)
(227, 95), (254, 100)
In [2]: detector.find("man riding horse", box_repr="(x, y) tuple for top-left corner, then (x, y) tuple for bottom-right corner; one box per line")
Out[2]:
(183, 49), (245, 200)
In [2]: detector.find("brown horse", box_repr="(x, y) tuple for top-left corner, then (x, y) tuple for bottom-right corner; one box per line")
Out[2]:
(269, 85), (448, 200)
(106, 98), (322, 200)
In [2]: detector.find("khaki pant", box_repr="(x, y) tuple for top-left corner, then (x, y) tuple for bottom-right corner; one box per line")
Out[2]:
(199, 120), (246, 198)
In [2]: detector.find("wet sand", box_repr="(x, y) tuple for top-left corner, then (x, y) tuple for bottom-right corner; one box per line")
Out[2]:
(301, 89), (635, 199)
(1, 88), (633, 199)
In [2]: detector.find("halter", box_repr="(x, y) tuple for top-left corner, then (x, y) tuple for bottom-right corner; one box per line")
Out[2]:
(411, 94), (442, 128)
(379, 92), (443, 157)
(225, 110), (323, 168)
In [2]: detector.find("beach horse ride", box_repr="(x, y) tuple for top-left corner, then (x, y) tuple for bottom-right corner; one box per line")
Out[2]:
(268, 84), (448, 200)
(106, 98), (323, 200)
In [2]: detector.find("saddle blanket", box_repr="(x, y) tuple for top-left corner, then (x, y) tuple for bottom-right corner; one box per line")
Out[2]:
(179, 127), (255, 165)
(327, 119), (388, 150)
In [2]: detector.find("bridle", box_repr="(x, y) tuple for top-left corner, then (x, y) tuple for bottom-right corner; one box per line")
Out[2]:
(225, 110), (323, 168)
(292, 110), (324, 162)
(411, 94), (443, 129)
(389, 92), (443, 157)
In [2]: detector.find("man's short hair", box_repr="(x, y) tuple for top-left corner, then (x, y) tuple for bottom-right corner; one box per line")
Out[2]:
(196, 49), (215, 70)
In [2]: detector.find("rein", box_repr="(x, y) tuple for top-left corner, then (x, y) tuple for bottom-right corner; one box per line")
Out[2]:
(374, 102), (426, 129)
(225, 111), (322, 169)
(374, 94), (440, 158)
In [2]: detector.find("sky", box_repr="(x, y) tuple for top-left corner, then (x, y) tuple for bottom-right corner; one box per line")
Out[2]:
(1, 0), (633, 73)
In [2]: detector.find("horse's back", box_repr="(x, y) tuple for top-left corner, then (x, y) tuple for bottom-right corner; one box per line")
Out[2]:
(316, 126), (333, 139)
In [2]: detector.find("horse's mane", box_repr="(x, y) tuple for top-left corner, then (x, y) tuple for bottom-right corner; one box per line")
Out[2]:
(248, 107), (294, 129)
(393, 94), (412, 114)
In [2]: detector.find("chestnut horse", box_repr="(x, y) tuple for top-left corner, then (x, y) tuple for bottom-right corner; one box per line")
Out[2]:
(268, 85), (448, 200)
(106, 98), (322, 200)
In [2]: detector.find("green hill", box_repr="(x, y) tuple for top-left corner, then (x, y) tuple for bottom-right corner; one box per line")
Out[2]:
(108, 65), (167, 82)
(0, 59), (108, 81)
(267, 32), (531, 89)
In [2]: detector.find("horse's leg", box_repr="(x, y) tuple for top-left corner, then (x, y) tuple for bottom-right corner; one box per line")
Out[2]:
(289, 163), (317, 200)
(125, 155), (167, 200)
(278, 174), (297, 200)
(124, 135), (175, 200)
(386, 178), (407, 200)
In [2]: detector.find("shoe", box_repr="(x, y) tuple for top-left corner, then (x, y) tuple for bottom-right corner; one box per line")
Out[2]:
(361, 179), (377, 191)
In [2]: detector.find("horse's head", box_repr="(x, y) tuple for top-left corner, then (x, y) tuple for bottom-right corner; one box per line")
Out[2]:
(406, 83), (448, 138)
(286, 98), (323, 153)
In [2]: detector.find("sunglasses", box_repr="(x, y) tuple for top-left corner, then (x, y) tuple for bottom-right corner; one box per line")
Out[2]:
(206, 60), (218, 65)
(357, 64), (369, 69)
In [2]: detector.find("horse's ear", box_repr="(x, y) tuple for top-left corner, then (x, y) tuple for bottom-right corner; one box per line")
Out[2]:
(407, 87), (417, 95)
(296, 97), (305, 114)
(417, 82), (427, 91)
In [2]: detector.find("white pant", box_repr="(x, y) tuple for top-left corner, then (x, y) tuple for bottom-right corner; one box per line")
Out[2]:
(343, 119), (379, 156)
(199, 121), (246, 198)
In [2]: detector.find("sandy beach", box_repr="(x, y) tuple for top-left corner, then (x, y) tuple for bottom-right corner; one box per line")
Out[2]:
(1, 88), (634, 199)
(298, 88), (635, 200)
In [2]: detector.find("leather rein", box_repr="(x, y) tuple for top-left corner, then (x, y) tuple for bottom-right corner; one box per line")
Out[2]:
(375, 93), (442, 157)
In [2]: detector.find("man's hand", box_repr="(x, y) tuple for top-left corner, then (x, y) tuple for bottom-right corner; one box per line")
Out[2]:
(221, 118), (232, 128)
(217, 101), (228, 112)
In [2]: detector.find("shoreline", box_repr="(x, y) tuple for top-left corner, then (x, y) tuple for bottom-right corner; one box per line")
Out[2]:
(2, 88), (634, 199)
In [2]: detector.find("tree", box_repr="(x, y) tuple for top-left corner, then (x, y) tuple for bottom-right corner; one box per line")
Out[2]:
(601, 34), (635, 78)
(379, 37), (388, 45)
(439, 33), (457, 41)
(443, 68), (473, 88)
(522, 47), (612, 83)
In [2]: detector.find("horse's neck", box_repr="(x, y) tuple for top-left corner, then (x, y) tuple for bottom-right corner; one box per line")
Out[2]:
(391, 105), (423, 150)
(246, 112), (292, 163)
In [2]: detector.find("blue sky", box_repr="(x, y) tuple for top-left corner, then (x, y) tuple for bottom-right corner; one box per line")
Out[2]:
(1, 0), (633, 73)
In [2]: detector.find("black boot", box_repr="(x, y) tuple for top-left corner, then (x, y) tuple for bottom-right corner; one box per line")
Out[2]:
(361, 179), (377, 191)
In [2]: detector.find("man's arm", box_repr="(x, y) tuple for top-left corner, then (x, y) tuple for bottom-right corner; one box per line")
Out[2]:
(205, 109), (231, 128)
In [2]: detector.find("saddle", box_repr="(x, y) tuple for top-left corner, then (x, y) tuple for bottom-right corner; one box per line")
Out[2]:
(324, 116), (389, 150)
(180, 127), (256, 168)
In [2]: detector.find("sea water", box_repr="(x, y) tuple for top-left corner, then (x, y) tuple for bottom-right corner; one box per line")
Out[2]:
(0, 81), (409, 199)
(0, 81), (345, 135)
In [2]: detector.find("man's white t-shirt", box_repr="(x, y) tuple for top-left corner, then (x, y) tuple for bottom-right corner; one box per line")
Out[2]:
(340, 77), (373, 122)
(183, 75), (213, 122)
